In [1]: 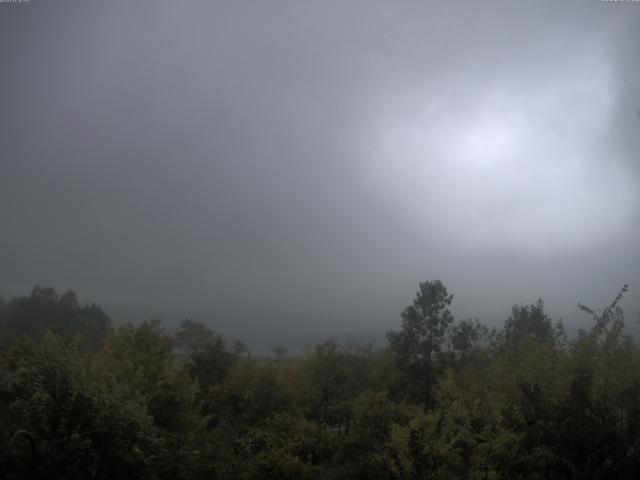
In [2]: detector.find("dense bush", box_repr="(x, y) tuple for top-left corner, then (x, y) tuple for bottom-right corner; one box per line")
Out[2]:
(1, 283), (639, 479)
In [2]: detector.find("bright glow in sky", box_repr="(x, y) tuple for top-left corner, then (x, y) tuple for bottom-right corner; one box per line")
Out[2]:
(368, 49), (637, 255)
(1, 1), (639, 331)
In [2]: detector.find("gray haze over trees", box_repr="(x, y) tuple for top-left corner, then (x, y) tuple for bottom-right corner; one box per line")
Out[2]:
(1, 1), (639, 348)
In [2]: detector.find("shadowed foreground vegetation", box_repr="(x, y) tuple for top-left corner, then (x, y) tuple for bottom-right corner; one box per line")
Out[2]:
(1, 282), (639, 479)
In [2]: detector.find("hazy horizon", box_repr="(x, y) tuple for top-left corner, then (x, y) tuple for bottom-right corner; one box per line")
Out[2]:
(1, 1), (639, 349)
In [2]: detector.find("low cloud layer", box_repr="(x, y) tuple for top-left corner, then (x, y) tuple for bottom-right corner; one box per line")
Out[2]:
(1, 1), (639, 335)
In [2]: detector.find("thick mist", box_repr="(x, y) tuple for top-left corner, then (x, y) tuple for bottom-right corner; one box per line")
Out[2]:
(1, 1), (639, 346)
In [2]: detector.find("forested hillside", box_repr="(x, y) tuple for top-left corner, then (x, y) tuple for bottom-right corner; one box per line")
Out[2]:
(1, 282), (639, 479)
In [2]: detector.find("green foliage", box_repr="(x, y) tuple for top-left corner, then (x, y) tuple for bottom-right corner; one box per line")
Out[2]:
(0, 334), (159, 479)
(174, 318), (218, 355)
(0, 286), (110, 350)
(499, 298), (560, 352)
(2, 282), (640, 479)
(92, 320), (173, 400)
(387, 280), (454, 406)
(248, 414), (338, 480)
(303, 339), (379, 425)
(188, 338), (238, 393)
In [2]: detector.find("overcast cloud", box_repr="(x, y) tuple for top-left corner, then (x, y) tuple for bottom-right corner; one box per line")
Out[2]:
(1, 1), (639, 342)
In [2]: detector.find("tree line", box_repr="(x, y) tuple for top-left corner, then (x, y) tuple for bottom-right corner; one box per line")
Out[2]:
(1, 281), (639, 479)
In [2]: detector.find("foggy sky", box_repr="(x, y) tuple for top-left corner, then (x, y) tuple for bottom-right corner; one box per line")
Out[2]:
(1, 1), (639, 338)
